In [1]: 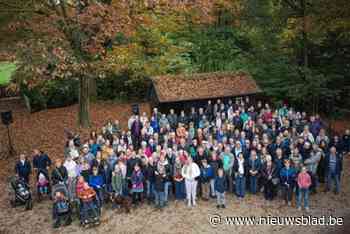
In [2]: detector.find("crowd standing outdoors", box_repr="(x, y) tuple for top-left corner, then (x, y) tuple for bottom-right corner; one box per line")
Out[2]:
(14, 97), (350, 227)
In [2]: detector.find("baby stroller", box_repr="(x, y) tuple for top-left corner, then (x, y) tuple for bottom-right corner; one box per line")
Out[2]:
(51, 180), (80, 217)
(52, 185), (72, 228)
(37, 170), (51, 201)
(8, 176), (33, 210)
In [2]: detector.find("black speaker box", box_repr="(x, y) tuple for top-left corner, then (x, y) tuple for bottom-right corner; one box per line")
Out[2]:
(1, 111), (13, 125)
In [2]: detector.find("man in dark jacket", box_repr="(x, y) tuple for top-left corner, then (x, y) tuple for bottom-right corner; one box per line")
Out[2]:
(167, 109), (178, 131)
(325, 146), (343, 194)
(15, 154), (32, 183)
(33, 149), (51, 178)
(131, 115), (143, 149)
(248, 150), (261, 194)
(205, 100), (214, 122)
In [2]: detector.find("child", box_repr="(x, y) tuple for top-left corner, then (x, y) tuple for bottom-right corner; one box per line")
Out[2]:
(154, 168), (166, 209)
(52, 191), (71, 229)
(131, 164), (144, 206)
(214, 168), (227, 208)
(37, 171), (49, 195)
(200, 159), (214, 201)
(297, 166), (312, 212)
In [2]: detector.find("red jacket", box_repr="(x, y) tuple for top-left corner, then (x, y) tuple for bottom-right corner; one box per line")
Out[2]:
(297, 172), (311, 189)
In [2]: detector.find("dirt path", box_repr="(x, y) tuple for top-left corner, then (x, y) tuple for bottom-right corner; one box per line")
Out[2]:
(0, 160), (349, 234)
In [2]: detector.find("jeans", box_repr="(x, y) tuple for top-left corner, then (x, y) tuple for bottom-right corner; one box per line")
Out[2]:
(164, 181), (172, 202)
(281, 184), (294, 203)
(201, 182), (210, 200)
(216, 191), (225, 205)
(146, 181), (155, 200)
(249, 176), (257, 194)
(224, 171), (233, 193)
(297, 188), (309, 208)
(235, 175), (246, 198)
(154, 191), (165, 207)
(210, 179), (216, 197)
(39, 186), (48, 194)
(185, 179), (197, 205)
(94, 187), (104, 206)
(327, 172), (340, 193)
(174, 180), (186, 200)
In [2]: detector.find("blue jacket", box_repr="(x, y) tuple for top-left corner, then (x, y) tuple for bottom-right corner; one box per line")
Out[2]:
(200, 165), (214, 183)
(279, 167), (297, 186)
(90, 144), (101, 156)
(214, 176), (227, 193)
(89, 174), (104, 189)
(324, 153), (343, 176)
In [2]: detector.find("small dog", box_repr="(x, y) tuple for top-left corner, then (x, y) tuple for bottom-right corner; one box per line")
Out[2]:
(110, 194), (132, 213)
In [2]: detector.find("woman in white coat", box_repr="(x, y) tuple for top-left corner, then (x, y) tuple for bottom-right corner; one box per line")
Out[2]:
(182, 157), (200, 207)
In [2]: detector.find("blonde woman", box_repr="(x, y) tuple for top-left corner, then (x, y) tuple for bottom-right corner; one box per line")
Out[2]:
(181, 157), (200, 207)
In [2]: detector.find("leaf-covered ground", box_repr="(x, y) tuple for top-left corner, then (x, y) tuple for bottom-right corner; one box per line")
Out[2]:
(0, 100), (349, 234)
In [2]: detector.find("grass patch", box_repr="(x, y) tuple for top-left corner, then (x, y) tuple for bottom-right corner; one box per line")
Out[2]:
(0, 62), (17, 85)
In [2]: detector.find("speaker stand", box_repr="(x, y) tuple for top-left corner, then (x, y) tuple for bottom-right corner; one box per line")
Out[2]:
(4, 125), (16, 159)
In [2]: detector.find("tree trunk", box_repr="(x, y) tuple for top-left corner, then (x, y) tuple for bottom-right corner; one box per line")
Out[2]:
(89, 76), (97, 100)
(79, 75), (90, 128)
(301, 0), (308, 69)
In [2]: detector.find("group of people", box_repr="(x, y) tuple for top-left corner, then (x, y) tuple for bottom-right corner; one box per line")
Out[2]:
(14, 97), (349, 227)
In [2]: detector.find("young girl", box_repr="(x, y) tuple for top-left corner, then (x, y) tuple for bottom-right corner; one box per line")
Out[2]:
(297, 166), (312, 212)
(37, 172), (49, 195)
(131, 164), (144, 206)
(181, 157), (200, 207)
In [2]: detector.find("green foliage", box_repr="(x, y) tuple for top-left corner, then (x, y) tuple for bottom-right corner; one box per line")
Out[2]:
(21, 78), (79, 112)
(96, 70), (150, 101)
(0, 62), (16, 85)
(44, 79), (79, 108)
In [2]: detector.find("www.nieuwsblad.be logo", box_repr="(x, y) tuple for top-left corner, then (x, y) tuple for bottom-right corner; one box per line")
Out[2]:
(0, 0), (36, 12)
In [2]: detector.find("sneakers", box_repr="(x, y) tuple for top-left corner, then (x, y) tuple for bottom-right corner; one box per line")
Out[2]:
(221, 204), (226, 209)
(216, 205), (221, 209)
(287, 201), (291, 206)
(297, 207), (301, 211)
(305, 207), (310, 212)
